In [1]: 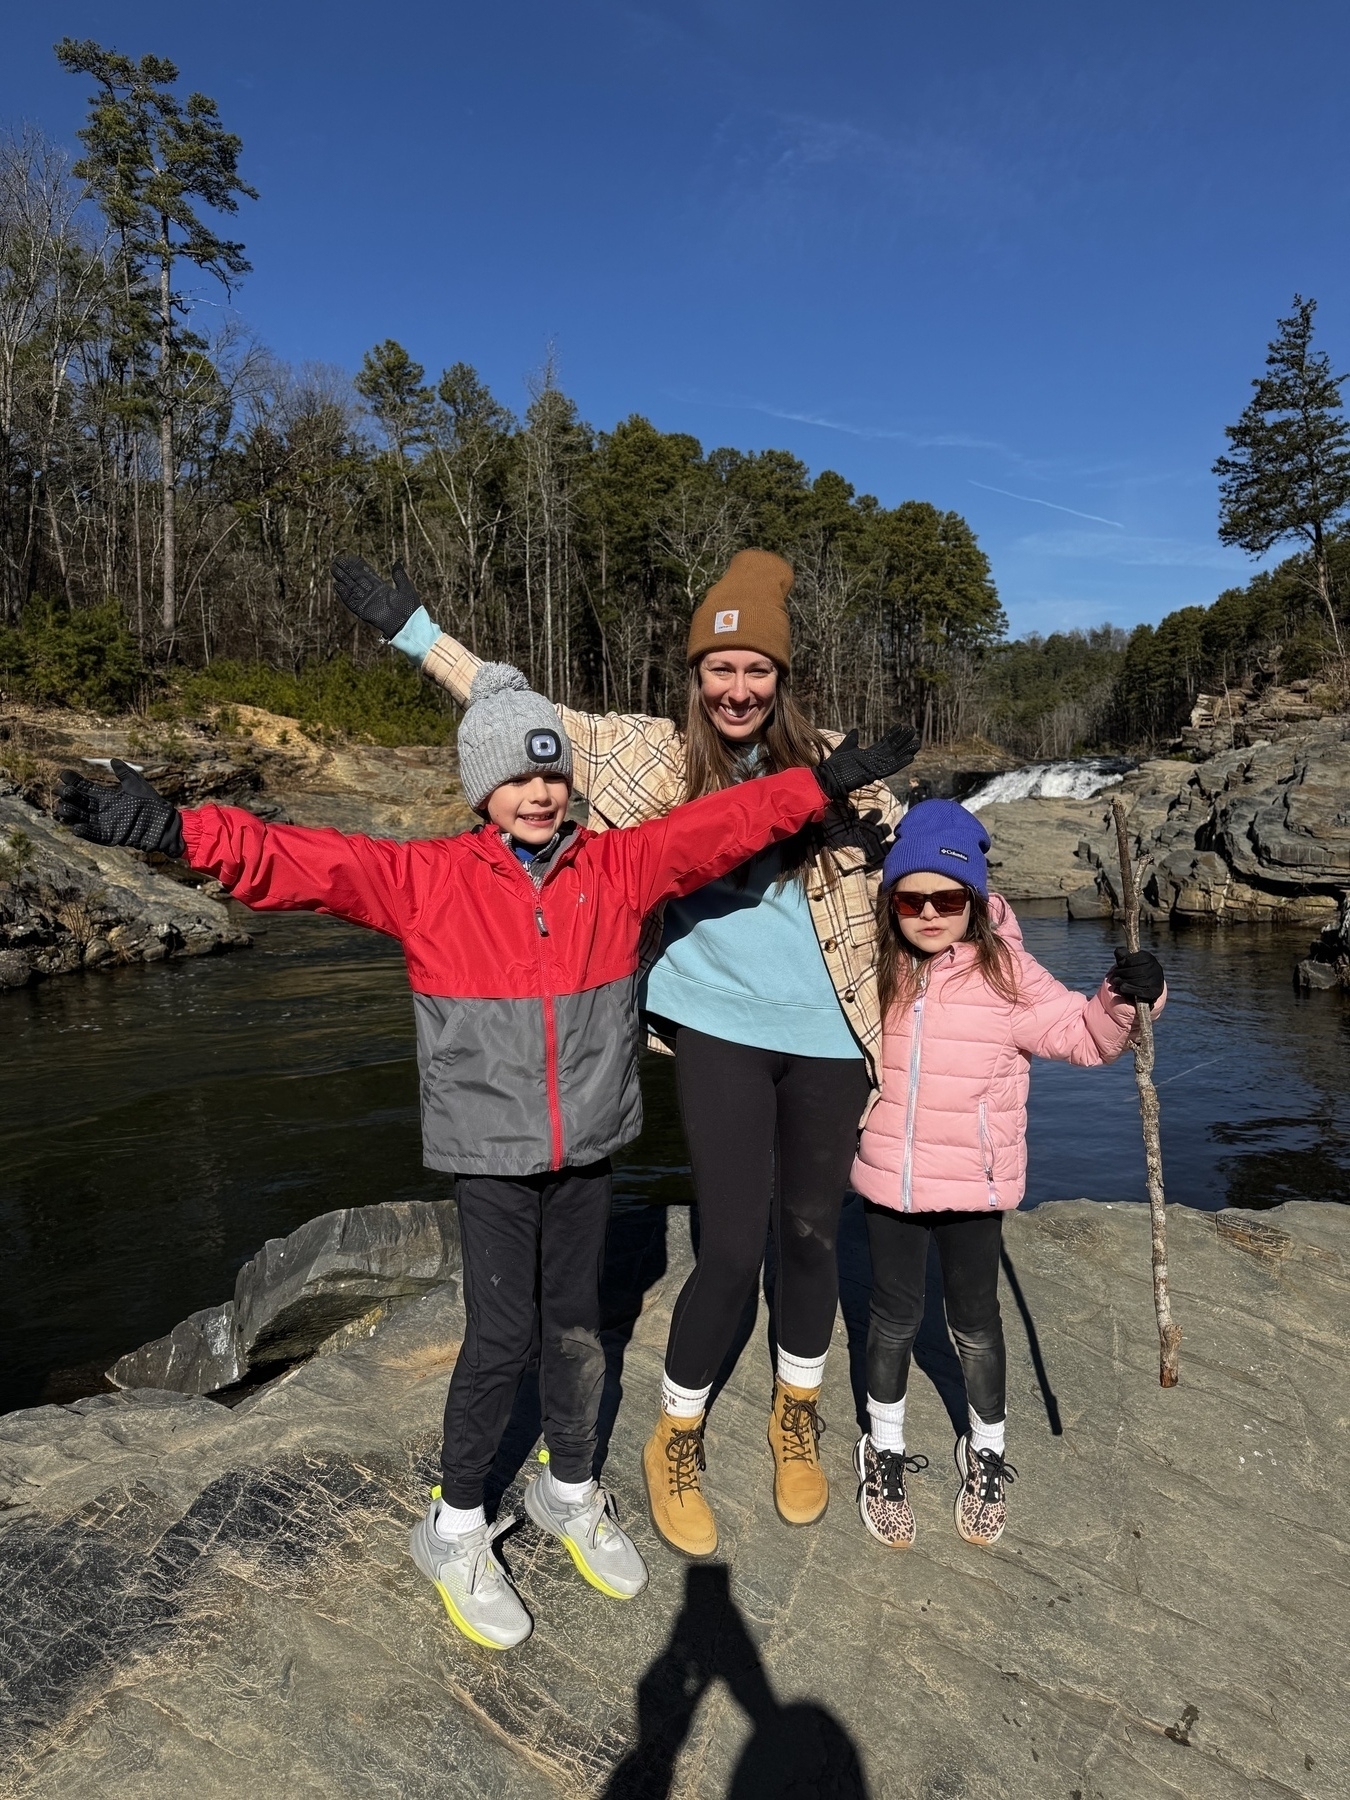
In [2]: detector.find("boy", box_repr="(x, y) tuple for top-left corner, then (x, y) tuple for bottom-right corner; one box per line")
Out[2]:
(57, 660), (915, 1649)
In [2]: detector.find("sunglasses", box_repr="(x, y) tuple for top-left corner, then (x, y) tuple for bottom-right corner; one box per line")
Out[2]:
(890, 887), (971, 918)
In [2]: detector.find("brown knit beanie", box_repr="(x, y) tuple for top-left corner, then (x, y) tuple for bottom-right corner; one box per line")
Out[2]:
(686, 549), (794, 669)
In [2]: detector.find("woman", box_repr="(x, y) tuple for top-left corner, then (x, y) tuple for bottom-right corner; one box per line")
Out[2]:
(335, 549), (916, 1557)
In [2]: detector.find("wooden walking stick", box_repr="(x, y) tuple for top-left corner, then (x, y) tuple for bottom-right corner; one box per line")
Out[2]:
(1110, 796), (1182, 1387)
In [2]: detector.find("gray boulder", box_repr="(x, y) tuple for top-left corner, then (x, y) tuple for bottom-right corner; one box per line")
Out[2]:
(108, 1199), (459, 1395)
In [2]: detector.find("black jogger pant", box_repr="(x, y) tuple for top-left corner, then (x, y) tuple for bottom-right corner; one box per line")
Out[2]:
(863, 1203), (1006, 1423)
(440, 1161), (611, 1507)
(664, 1027), (872, 1392)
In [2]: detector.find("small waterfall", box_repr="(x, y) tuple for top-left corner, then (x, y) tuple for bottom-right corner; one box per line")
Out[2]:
(965, 758), (1133, 811)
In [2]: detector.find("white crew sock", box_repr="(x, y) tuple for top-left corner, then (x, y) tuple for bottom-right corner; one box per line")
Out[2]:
(544, 1467), (596, 1507)
(867, 1393), (907, 1453)
(434, 1498), (486, 1539)
(661, 1372), (712, 1418)
(969, 1406), (1006, 1457)
(775, 1345), (827, 1390)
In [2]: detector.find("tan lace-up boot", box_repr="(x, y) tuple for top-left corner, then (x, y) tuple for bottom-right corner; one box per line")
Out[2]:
(642, 1409), (718, 1559)
(768, 1381), (829, 1526)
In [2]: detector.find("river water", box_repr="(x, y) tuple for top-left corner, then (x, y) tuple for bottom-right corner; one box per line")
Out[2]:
(2, 906), (1347, 1413)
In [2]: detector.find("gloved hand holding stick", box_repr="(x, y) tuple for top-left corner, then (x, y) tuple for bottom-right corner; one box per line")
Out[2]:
(1110, 794), (1181, 1387)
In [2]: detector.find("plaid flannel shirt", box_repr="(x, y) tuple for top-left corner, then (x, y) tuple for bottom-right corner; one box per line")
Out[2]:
(422, 632), (901, 1089)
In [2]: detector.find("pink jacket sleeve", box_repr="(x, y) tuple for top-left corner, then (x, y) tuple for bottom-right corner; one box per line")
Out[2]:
(1010, 952), (1166, 1066)
(180, 805), (421, 940)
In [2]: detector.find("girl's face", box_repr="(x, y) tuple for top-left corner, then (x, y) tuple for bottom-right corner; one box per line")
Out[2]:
(891, 871), (972, 957)
(698, 649), (779, 741)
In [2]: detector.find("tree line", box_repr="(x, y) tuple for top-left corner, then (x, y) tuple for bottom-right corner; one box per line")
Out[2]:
(2, 42), (1347, 755)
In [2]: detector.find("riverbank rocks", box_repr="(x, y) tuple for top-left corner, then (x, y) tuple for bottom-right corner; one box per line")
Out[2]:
(108, 1199), (460, 1397)
(2, 1195), (1347, 1798)
(0, 785), (250, 981)
(977, 720), (1350, 927)
(1296, 893), (1350, 991)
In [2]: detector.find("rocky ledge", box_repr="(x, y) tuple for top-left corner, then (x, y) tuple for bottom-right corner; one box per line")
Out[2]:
(1, 1194), (1346, 1799)
(979, 719), (1350, 937)
(0, 703), (476, 987)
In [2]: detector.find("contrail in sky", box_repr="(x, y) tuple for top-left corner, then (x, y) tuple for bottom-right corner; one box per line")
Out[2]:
(968, 480), (1124, 529)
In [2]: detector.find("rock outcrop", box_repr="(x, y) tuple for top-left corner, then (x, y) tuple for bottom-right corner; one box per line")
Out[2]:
(2, 1194), (1346, 1799)
(978, 720), (1350, 928)
(1296, 893), (1350, 991)
(108, 1200), (460, 1396)
(0, 702), (477, 987)
(0, 783), (250, 986)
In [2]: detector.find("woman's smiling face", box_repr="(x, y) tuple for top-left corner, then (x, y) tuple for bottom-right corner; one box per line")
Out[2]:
(697, 649), (779, 741)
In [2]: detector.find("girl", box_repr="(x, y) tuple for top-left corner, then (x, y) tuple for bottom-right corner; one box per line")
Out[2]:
(334, 550), (914, 1557)
(849, 798), (1165, 1549)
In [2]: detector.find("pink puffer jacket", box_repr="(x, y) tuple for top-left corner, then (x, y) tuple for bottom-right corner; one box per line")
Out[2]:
(851, 898), (1164, 1215)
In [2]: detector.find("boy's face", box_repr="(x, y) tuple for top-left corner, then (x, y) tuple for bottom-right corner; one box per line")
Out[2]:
(485, 774), (572, 845)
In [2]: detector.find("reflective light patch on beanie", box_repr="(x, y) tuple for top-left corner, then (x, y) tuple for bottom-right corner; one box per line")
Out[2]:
(526, 728), (561, 762)
(939, 846), (969, 862)
(714, 609), (739, 632)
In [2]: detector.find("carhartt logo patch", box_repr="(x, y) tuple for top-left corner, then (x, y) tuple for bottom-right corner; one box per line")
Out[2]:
(939, 846), (969, 861)
(714, 609), (740, 633)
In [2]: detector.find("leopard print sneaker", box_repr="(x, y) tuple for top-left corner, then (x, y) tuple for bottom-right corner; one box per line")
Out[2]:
(953, 1434), (1017, 1546)
(854, 1434), (928, 1548)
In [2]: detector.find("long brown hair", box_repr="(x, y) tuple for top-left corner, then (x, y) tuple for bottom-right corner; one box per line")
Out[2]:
(875, 882), (1019, 1021)
(680, 664), (835, 889)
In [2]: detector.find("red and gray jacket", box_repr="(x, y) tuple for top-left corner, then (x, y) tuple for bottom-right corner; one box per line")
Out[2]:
(180, 768), (828, 1178)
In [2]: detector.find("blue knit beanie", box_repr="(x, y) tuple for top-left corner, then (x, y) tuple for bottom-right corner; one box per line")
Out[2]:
(882, 798), (990, 896)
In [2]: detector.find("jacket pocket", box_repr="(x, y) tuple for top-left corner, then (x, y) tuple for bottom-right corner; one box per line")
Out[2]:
(977, 1099), (998, 1209)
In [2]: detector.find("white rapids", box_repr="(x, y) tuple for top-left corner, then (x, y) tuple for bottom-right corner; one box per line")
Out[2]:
(964, 758), (1132, 811)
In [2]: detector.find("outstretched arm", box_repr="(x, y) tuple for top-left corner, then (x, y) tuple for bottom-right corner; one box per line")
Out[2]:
(56, 760), (418, 938)
(332, 556), (660, 805)
(1012, 951), (1166, 1065)
(604, 725), (921, 917)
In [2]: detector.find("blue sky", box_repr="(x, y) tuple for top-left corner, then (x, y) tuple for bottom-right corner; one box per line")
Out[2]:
(5, 1), (1348, 637)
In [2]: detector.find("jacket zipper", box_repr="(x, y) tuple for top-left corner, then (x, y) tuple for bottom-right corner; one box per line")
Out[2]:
(534, 899), (564, 1170)
(900, 983), (927, 1213)
(978, 1099), (997, 1208)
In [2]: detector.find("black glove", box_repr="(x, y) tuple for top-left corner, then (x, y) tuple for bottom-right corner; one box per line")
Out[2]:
(332, 556), (422, 640)
(1106, 948), (1165, 1005)
(54, 759), (185, 857)
(830, 807), (894, 872)
(815, 725), (921, 803)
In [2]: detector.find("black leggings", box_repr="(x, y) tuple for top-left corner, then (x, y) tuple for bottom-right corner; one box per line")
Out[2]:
(864, 1204), (1006, 1423)
(664, 1027), (872, 1391)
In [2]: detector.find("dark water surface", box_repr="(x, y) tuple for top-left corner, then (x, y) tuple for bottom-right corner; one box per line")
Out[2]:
(2, 906), (1347, 1413)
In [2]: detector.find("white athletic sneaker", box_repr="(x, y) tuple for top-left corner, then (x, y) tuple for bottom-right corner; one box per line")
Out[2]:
(524, 1459), (649, 1599)
(409, 1497), (533, 1649)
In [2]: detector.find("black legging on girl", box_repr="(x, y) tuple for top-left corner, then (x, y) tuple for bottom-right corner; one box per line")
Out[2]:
(864, 1204), (1007, 1423)
(664, 1027), (872, 1391)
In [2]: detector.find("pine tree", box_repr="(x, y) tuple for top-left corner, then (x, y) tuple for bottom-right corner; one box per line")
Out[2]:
(56, 37), (256, 638)
(1214, 295), (1350, 664)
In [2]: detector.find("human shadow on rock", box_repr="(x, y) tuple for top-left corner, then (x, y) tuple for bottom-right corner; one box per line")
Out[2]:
(484, 1196), (672, 1514)
(602, 1563), (869, 1800)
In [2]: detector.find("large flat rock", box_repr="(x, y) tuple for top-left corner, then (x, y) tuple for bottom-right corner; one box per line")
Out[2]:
(1, 1197), (1346, 1799)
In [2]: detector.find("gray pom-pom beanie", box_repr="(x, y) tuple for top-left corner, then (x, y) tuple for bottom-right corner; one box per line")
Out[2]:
(457, 661), (573, 810)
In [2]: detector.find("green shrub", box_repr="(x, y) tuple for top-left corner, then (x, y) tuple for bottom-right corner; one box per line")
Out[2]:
(0, 601), (148, 713)
(179, 654), (457, 746)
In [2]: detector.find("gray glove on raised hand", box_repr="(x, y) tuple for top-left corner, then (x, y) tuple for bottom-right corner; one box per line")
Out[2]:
(54, 759), (185, 858)
(333, 556), (422, 641)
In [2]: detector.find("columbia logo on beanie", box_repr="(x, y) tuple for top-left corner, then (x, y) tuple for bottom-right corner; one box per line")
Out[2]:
(882, 798), (991, 896)
(457, 662), (573, 810)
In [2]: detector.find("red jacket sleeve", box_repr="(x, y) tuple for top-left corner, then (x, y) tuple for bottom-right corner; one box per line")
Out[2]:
(180, 806), (422, 940)
(592, 767), (829, 918)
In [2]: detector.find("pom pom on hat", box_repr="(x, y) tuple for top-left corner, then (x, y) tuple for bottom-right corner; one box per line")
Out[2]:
(469, 661), (532, 702)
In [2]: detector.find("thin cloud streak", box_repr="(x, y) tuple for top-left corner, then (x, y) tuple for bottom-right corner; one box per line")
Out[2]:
(968, 480), (1124, 528)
